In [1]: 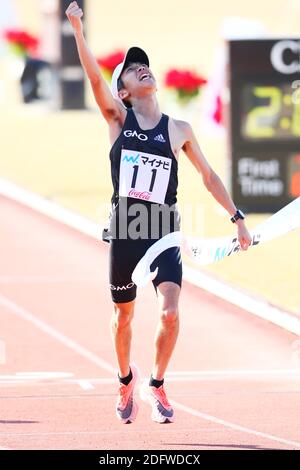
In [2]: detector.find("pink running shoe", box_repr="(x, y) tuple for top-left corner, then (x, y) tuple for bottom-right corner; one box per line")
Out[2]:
(140, 379), (174, 423)
(116, 363), (139, 424)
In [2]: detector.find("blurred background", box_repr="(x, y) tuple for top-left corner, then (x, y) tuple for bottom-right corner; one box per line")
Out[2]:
(1, 0), (299, 314)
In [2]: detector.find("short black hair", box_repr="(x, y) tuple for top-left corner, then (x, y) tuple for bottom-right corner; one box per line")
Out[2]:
(117, 76), (132, 109)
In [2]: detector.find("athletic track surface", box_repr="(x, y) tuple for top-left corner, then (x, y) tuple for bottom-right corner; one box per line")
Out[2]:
(0, 195), (299, 450)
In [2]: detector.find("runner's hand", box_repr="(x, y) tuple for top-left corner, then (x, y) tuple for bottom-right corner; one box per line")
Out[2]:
(237, 222), (252, 251)
(65, 1), (83, 33)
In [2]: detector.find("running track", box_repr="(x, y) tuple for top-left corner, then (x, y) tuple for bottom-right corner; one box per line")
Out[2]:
(0, 195), (300, 450)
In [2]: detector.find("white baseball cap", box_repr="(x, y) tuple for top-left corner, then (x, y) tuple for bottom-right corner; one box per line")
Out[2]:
(111, 46), (149, 108)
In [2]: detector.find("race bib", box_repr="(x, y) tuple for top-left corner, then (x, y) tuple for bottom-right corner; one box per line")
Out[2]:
(119, 149), (172, 204)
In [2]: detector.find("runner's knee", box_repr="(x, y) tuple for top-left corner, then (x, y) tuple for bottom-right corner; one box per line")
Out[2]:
(159, 306), (179, 324)
(112, 303), (134, 330)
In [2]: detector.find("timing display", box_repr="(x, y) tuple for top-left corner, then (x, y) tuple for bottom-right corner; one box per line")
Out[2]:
(229, 39), (300, 212)
(241, 83), (300, 140)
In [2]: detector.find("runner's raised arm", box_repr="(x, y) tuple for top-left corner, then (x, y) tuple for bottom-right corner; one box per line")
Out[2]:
(65, 2), (125, 124)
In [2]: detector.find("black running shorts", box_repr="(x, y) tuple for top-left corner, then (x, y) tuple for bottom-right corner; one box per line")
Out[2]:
(108, 238), (182, 303)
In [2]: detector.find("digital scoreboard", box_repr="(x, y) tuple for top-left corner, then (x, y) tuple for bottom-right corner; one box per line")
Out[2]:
(229, 39), (300, 212)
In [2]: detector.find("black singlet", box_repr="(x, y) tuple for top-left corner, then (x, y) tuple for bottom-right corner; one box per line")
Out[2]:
(103, 109), (182, 303)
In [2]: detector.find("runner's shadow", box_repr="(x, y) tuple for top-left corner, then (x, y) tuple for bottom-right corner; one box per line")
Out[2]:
(164, 443), (274, 450)
(0, 420), (39, 424)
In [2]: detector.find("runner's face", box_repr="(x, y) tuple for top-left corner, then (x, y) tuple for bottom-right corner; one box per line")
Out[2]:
(119, 63), (156, 101)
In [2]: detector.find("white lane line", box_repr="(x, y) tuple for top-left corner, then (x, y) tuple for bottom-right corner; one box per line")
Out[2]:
(1, 177), (299, 336)
(0, 293), (116, 375)
(0, 276), (100, 284)
(171, 400), (300, 449)
(0, 428), (214, 437)
(0, 372), (74, 385)
(167, 369), (300, 377)
(0, 178), (104, 239)
(0, 182), (299, 447)
(183, 266), (300, 337)
(1, 371), (300, 389)
(15, 372), (73, 379)
(1, 290), (299, 448)
(0, 376), (116, 387)
(77, 380), (95, 391)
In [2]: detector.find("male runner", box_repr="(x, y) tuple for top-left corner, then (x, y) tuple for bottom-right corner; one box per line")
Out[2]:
(66, 2), (252, 424)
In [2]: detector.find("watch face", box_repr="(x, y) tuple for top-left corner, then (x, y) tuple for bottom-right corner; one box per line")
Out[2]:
(238, 209), (245, 219)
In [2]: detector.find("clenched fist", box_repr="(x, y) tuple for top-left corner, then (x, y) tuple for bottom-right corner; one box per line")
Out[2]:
(65, 1), (83, 33)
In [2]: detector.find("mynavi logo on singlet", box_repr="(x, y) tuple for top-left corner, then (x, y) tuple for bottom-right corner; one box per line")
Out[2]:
(124, 130), (148, 141)
(122, 153), (140, 164)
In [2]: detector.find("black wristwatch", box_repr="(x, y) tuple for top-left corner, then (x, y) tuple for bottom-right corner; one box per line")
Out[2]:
(231, 209), (245, 223)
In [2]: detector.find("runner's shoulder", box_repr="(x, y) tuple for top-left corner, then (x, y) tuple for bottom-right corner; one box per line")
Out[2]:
(169, 117), (193, 139)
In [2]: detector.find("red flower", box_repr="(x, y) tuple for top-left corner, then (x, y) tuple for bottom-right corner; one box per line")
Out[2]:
(165, 68), (207, 94)
(4, 29), (39, 55)
(213, 94), (223, 124)
(164, 68), (207, 105)
(97, 51), (125, 75)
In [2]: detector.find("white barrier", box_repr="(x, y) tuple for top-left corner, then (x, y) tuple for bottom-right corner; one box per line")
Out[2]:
(132, 198), (300, 287)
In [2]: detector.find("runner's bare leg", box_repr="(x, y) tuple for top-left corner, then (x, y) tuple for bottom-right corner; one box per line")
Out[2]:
(152, 281), (180, 380)
(111, 300), (135, 378)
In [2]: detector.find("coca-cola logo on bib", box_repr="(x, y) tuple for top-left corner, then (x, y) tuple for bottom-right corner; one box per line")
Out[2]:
(128, 190), (151, 200)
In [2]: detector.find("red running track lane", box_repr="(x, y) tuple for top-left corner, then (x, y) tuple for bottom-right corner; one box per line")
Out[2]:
(0, 195), (300, 450)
